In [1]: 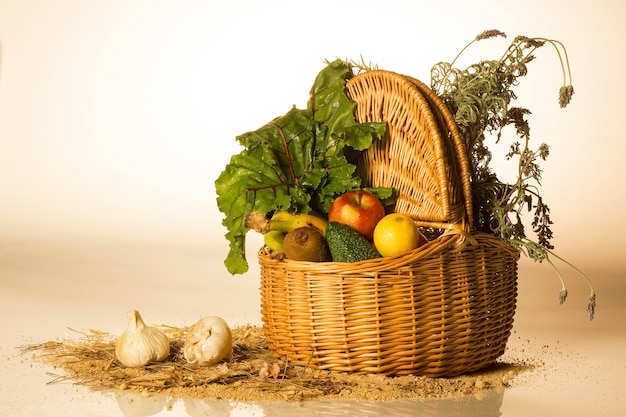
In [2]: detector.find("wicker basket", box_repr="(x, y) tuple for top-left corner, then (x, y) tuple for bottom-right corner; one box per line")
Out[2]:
(258, 70), (519, 377)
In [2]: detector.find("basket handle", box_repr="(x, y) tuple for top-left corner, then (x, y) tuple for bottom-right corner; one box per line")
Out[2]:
(404, 76), (474, 229)
(346, 70), (474, 231)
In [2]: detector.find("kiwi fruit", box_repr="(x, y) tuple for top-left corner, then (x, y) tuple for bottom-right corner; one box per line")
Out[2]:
(283, 226), (331, 262)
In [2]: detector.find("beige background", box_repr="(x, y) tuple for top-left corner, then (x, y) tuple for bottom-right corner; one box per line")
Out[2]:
(1, 1), (625, 416)
(1, 0), (625, 274)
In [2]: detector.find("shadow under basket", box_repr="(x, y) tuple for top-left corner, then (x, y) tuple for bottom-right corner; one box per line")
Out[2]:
(258, 69), (520, 377)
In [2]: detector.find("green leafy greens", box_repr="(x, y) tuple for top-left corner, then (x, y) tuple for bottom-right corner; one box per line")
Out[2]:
(215, 59), (389, 275)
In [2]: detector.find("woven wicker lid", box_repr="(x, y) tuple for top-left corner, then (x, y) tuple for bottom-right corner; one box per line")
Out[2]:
(346, 70), (473, 229)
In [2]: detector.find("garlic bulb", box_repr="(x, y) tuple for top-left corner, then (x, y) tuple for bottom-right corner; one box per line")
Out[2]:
(183, 316), (233, 366)
(115, 310), (170, 367)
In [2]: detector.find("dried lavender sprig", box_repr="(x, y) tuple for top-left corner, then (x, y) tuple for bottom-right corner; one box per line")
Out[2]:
(547, 249), (596, 320)
(546, 256), (568, 305)
(559, 85), (575, 108)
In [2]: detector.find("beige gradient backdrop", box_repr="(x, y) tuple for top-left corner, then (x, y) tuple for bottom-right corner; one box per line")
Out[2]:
(1, 0), (625, 278)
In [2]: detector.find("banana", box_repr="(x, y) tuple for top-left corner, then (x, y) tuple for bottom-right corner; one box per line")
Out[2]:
(244, 210), (329, 237)
(263, 230), (286, 252)
(268, 210), (328, 236)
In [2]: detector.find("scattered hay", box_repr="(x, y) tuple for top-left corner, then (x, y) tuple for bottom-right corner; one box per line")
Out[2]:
(21, 325), (532, 402)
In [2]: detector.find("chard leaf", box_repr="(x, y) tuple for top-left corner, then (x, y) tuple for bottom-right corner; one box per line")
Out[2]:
(237, 106), (315, 183)
(215, 59), (389, 274)
(309, 59), (357, 131)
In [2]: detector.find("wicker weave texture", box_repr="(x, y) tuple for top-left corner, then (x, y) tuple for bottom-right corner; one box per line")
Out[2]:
(346, 70), (471, 228)
(258, 70), (519, 377)
(260, 233), (518, 377)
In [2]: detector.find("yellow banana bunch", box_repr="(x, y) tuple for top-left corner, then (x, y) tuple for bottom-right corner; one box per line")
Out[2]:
(245, 210), (328, 253)
(267, 210), (328, 236)
(267, 211), (327, 253)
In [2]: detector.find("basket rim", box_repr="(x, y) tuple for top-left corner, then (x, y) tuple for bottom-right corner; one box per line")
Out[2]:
(258, 230), (519, 274)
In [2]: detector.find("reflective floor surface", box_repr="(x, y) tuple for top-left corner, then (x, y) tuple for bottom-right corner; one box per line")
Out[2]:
(1, 238), (624, 417)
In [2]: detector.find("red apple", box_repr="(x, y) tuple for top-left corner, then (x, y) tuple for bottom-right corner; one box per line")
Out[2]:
(328, 190), (386, 241)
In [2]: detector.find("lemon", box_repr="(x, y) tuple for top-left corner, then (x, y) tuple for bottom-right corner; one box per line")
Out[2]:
(373, 213), (426, 257)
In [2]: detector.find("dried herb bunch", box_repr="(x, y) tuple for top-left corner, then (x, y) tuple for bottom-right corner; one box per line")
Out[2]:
(430, 30), (595, 319)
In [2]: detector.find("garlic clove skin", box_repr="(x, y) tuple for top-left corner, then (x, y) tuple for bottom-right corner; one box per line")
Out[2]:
(115, 310), (170, 368)
(183, 316), (233, 366)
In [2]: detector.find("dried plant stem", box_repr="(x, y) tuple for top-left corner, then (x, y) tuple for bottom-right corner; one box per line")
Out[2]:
(430, 29), (594, 318)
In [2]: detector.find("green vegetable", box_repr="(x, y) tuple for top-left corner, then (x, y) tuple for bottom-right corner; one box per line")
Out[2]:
(215, 59), (391, 274)
(325, 222), (382, 263)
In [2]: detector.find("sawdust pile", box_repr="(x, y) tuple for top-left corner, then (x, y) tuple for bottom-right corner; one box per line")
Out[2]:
(21, 324), (532, 403)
